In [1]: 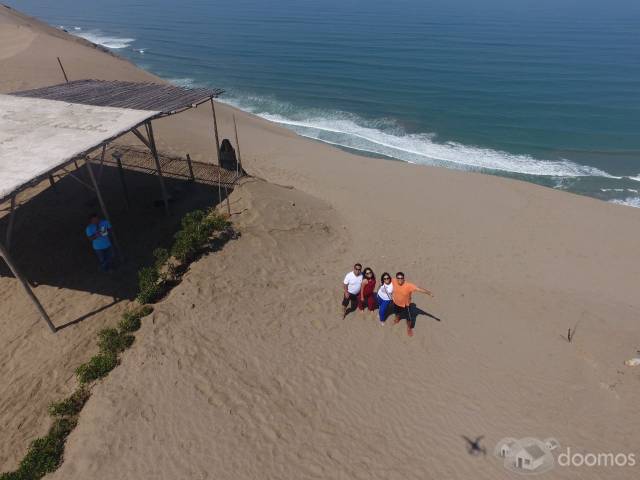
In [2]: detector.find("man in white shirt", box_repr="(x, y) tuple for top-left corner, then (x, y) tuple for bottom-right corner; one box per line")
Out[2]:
(342, 263), (363, 318)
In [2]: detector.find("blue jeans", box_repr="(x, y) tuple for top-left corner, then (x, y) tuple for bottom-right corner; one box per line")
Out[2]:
(378, 295), (392, 322)
(95, 247), (113, 271)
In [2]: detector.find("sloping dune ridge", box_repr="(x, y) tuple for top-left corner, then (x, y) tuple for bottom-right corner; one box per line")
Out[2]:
(1, 4), (640, 479)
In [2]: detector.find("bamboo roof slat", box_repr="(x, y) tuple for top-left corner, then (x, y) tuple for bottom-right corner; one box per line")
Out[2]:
(10, 80), (223, 116)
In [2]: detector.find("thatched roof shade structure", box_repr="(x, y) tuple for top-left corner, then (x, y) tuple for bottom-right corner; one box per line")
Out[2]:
(12, 79), (224, 116)
(0, 80), (226, 332)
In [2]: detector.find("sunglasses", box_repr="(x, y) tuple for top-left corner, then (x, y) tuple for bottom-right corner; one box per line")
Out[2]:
(383, 277), (391, 281)
(354, 267), (362, 271)
(396, 276), (404, 280)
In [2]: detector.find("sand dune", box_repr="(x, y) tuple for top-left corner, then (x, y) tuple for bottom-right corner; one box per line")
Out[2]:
(1, 5), (639, 479)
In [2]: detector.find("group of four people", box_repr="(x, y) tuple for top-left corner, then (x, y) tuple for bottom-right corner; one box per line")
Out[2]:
(342, 263), (433, 337)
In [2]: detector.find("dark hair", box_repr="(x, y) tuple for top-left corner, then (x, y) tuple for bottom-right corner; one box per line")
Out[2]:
(89, 212), (99, 220)
(363, 267), (376, 280)
(354, 263), (362, 269)
(381, 272), (391, 281)
(396, 271), (405, 278)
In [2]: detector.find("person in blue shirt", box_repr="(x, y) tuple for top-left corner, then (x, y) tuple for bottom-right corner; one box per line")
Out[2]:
(86, 213), (113, 271)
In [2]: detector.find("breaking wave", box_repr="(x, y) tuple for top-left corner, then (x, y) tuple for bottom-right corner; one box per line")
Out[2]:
(222, 94), (611, 179)
(74, 30), (135, 49)
(610, 196), (640, 208)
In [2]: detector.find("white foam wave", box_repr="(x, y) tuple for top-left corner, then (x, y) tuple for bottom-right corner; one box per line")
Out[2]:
(73, 27), (82, 31)
(610, 197), (640, 208)
(168, 78), (196, 88)
(628, 175), (640, 182)
(222, 96), (612, 178)
(601, 188), (639, 193)
(75, 30), (135, 49)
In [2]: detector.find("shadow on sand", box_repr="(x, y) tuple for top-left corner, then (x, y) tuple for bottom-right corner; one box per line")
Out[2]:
(0, 162), (229, 327)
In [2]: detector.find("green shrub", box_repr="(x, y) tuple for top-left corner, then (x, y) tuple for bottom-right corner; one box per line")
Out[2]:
(1, 418), (76, 480)
(97, 328), (134, 354)
(47, 388), (90, 418)
(118, 312), (141, 333)
(171, 210), (230, 262)
(202, 211), (230, 232)
(119, 305), (154, 333)
(136, 266), (162, 304)
(153, 248), (169, 270)
(75, 352), (118, 384)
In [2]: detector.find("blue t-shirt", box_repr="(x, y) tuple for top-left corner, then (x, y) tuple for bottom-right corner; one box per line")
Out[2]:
(86, 220), (112, 250)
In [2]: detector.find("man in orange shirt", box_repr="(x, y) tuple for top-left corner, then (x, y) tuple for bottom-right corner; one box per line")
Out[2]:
(392, 271), (433, 337)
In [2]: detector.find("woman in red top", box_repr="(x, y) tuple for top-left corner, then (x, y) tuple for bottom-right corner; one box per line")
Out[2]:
(359, 267), (377, 311)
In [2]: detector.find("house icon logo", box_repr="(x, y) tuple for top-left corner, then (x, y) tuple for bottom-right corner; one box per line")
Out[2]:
(494, 437), (559, 475)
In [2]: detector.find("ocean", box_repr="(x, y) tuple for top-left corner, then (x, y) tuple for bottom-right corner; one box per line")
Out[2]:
(8, 0), (640, 207)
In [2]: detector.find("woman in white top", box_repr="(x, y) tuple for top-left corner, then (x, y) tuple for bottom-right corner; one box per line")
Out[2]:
(376, 272), (394, 324)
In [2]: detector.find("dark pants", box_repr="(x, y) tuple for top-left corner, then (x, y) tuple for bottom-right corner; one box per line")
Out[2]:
(394, 303), (415, 328)
(95, 247), (113, 271)
(342, 293), (360, 312)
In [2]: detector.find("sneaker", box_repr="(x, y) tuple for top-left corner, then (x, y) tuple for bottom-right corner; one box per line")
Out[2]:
(379, 320), (385, 326)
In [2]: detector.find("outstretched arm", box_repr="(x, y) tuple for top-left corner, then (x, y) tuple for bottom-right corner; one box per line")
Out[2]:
(416, 286), (434, 297)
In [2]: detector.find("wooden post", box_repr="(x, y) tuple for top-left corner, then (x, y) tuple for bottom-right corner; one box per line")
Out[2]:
(113, 152), (130, 209)
(56, 57), (69, 83)
(97, 144), (107, 181)
(6, 195), (16, 250)
(48, 174), (57, 192)
(186, 154), (195, 182)
(225, 185), (231, 216)
(210, 99), (221, 166)
(0, 240), (56, 333)
(217, 169), (222, 209)
(145, 121), (170, 215)
(85, 156), (123, 260)
(211, 100), (226, 211)
(233, 114), (243, 175)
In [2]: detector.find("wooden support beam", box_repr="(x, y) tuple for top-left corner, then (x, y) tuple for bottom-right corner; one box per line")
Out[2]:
(114, 152), (130, 209)
(97, 144), (107, 181)
(73, 157), (91, 185)
(224, 185), (231, 216)
(48, 174), (57, 192)
(0, 240), (56, 333)
(210, 99), (221, 166)
(6, 195), (16, 250)
(61, 170), (94, 192)
(56, 57), (69, 83)
(233, 114), (244, 175)
(131, 127), (152, 150)
(145, 121), (170, 215)
(218, 166), (222, 209)
(186, 154), (196, 182)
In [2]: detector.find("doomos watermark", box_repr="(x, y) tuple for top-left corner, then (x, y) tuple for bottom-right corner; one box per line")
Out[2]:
(494, 437), (636, 475)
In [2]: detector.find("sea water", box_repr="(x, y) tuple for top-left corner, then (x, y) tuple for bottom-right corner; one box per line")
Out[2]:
(9, 0), (640, 206)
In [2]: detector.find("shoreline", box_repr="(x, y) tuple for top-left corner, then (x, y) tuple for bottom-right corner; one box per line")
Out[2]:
(40, 16), (640, 209)
(8, 0), (638, 210)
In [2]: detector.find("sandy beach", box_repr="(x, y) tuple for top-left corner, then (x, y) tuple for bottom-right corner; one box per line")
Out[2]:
(1, 4), (640, 479)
